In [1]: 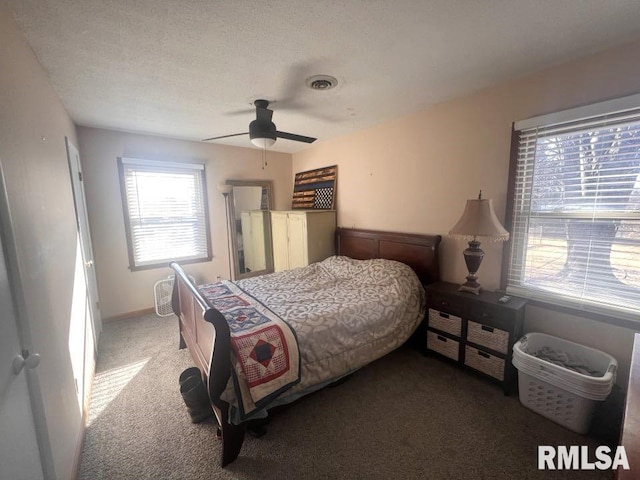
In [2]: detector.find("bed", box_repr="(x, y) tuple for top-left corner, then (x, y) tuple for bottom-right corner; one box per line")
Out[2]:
(170, 227), (441, 466)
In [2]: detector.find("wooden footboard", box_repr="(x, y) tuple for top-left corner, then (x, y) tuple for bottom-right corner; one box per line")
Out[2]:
(170, 262), (245, 467)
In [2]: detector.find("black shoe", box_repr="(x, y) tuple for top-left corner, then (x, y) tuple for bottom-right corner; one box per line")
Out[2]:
(179, 366), (201, 385)
(179, 369), (214, 423)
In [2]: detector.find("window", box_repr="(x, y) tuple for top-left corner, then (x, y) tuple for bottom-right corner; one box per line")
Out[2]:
(117, 158), (211, 270)
(506, 95), (640, 321)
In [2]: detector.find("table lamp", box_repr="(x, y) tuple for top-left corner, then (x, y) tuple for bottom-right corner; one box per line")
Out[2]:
(449, 191), (509, 294)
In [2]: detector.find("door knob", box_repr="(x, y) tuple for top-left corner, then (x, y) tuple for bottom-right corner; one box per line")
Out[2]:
(12, 351), (41, 375)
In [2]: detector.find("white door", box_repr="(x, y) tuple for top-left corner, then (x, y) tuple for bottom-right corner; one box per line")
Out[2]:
(0, 177), (45, 480)
(66, 138), (101, 341)
(66, 139), (100, 412)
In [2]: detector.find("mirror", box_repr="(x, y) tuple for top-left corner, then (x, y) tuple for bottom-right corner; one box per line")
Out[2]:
(226, 180), (274, 279)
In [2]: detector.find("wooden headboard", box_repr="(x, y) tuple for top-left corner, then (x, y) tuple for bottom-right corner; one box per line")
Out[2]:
(335, 227), (441, 285)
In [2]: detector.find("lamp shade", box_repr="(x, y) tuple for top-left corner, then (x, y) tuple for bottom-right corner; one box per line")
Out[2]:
(217, 184), (233, 195)
(449, 198), (509, 241)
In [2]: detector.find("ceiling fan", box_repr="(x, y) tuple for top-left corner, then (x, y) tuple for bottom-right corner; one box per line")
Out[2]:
(203, 99), (317, 148)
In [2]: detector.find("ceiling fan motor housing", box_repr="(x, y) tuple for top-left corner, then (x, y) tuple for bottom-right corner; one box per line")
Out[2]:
(249, 118), (276, 141)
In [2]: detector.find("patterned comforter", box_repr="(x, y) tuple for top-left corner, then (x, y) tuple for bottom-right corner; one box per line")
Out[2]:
(201, 255), (426, 422)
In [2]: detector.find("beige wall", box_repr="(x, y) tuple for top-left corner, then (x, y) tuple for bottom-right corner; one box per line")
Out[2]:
(293, 39), (640, 385)
(0, 4), (85, 479)
(77, 127), (293, 319)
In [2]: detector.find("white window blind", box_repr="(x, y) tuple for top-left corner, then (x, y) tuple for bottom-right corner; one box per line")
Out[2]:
(118, 158), (211, 270)
(507, 105), (640, 321)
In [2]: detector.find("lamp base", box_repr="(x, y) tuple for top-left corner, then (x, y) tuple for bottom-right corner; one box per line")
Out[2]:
(458, 277), (482, 295)
(459, 239), (484, 295)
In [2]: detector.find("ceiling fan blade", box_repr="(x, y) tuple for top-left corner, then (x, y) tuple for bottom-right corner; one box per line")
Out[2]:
(225, 108), (254, 116)
(276, 131), (317, 143)
(202, 132), (249, 141)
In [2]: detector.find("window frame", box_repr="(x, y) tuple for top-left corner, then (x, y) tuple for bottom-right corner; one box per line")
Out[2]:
(502, 94), (640, 330)
(117, 157), (212, 271)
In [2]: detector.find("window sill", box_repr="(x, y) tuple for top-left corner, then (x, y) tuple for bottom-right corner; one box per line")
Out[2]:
(526, 297), (639, 331)
(130, 256), (212, 272)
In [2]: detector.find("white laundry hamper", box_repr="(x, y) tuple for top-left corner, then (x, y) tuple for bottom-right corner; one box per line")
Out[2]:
(512, 333), (617, 434)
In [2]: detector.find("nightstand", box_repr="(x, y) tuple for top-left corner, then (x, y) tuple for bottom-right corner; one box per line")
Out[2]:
(424, 281), (527, 394)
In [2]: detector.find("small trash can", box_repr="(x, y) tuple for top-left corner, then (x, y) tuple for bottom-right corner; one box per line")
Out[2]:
(512, 333), (617, 434)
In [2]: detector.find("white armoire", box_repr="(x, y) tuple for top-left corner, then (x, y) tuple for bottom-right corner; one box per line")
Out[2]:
(270, 210), (336, 272)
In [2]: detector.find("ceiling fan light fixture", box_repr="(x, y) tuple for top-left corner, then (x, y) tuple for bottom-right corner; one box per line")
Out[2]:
(250, 137), (276, 148)
(249, 116), (276, 148)
(306, 75), (338, 91)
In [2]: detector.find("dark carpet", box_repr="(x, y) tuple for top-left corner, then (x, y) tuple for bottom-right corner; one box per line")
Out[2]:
(78, 314), (614, 479)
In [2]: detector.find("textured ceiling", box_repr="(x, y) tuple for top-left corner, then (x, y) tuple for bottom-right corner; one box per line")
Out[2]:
(6, 0), (640, 153)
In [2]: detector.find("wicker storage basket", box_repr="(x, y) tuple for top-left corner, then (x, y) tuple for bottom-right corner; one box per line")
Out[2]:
(467, 320), (509, 354)
(427, 330), (459, 361)
(464, 345), (504, 381)
(428, 308), (462, 336)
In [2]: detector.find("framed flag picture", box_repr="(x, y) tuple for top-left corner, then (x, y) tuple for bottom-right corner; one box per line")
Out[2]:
(292, 165), (337, 210)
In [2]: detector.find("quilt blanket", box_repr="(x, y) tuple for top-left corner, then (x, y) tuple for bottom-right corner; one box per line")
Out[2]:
(198, 281), (300, 419)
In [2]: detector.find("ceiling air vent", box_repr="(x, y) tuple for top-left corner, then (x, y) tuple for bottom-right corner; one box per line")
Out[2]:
(306, 75), (338, 91)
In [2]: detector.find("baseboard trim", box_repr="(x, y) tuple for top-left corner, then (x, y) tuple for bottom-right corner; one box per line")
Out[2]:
(103, 307), (156, 322)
